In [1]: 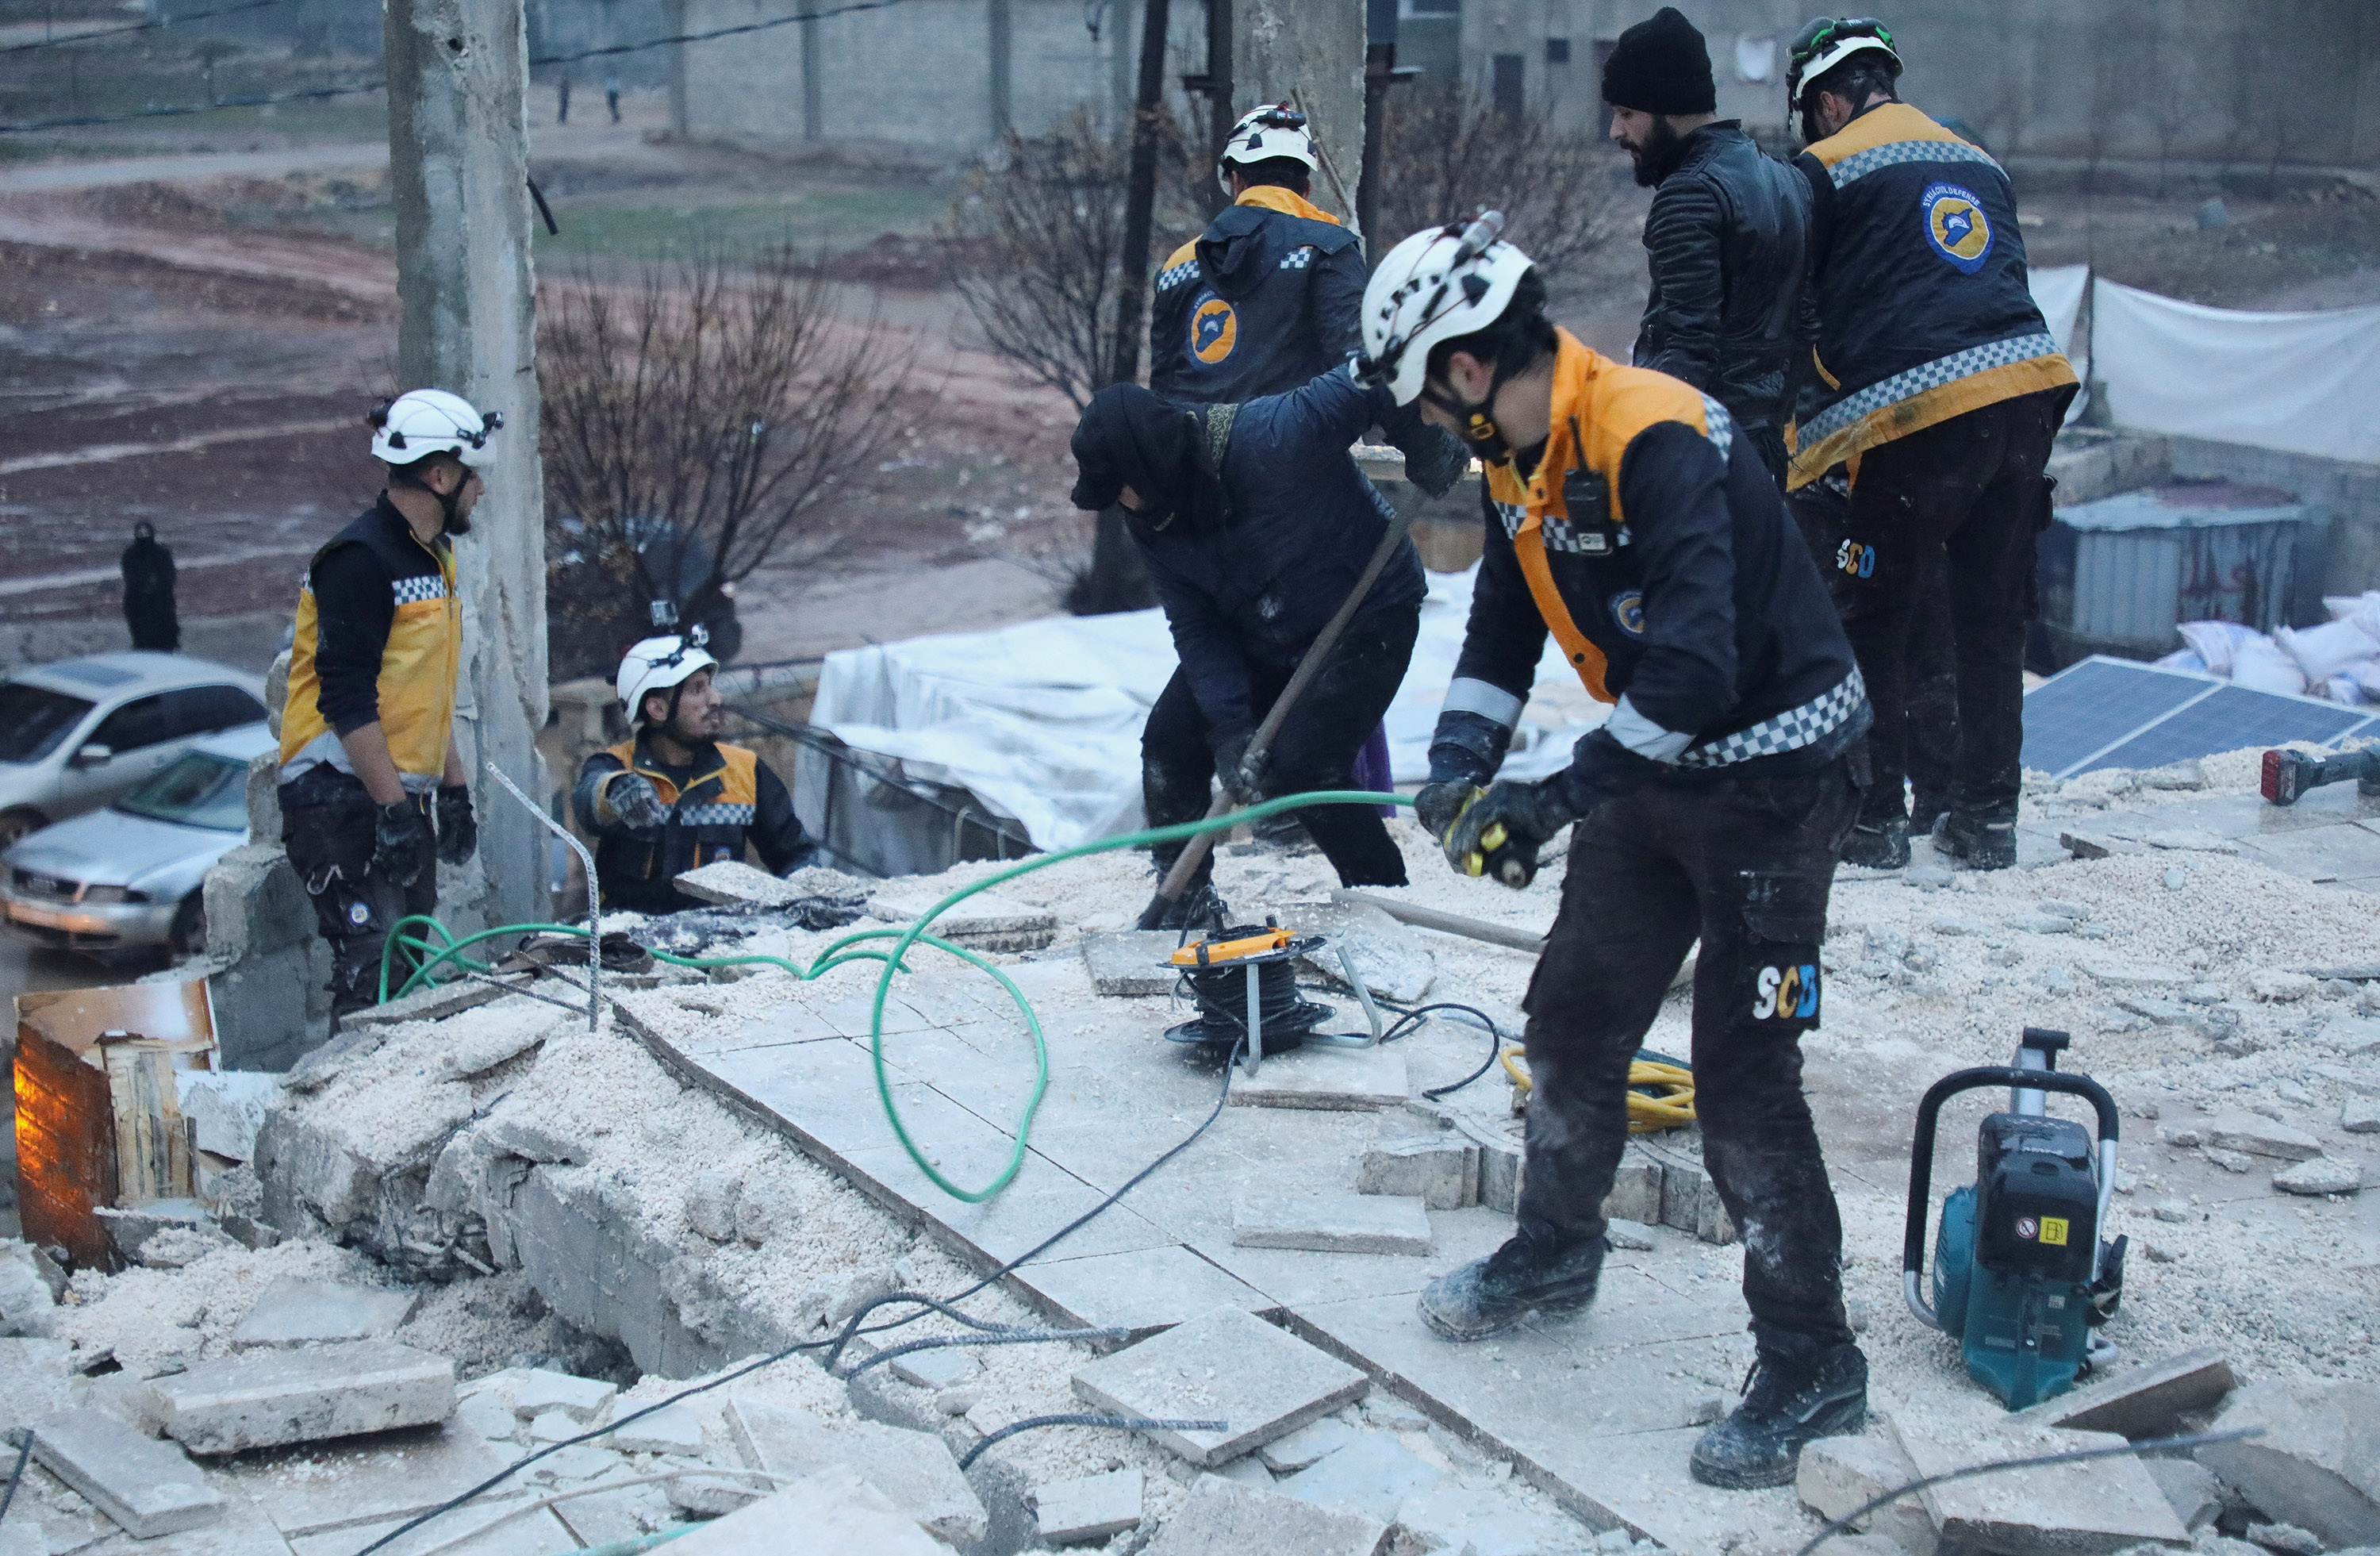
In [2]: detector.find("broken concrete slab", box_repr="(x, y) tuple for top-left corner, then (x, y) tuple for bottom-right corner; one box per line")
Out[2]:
(2198, 1377), (2380, 1549)
(1232, 1192), (1434, 1256)
(674, 859), (812, 908)
(154, 1340), (456, 1454)
(1069, 1307), (1368, 1467)
(1082, 931), (1192, 997)
(1035, 1466), (1145, 1546)
(209, 1420), (517, 1539)
(1260, 1416), (1357, 1473)
(433, 1011), (560, 1082)
(231, 1277), (420, 1348)
(2321, 1012), (2380, 1057)
(2013, 1349), (2237, 1439)
(178, 1072), (283, 1163)
(509, 1370), (617, 1425)
(1276, 1429), (1445, 1523)
(1280, 899), (1438, 1004)
(1141, 1474), (1390, 1556)
(2274, 1156), (2365, 1194)
(1797, 1429), (1938, 1556)
(339, 976), (522, 1032)
(1394, 1479), (1593, 1556)
(1891, 1418), (2189, 1556)
(666, 1469), (955, 1554)
(2345, 1096), (2380, 1133)
(1357, 1135), (1478, 1210)
(1606, 1219), (1658, 1251)
(29, 1407), (224, 1537)
(2146, 1458), (2224, 1530)
(1227, 1044), (1410, 1112)
(0, 1338), (79, 1428)
(725, 1394), (987, 1547)
(866, 884), (1057, 952)
(601, 1401), (705, 1455)
(2203, 1112), (2324, 1162)
(887, 1347), (981, 1392)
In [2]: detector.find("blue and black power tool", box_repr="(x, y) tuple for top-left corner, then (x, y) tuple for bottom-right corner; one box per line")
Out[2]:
(1902, 1028), (2129, 1410)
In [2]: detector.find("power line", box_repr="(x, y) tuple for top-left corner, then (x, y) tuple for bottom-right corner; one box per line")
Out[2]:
(0, 0), (916, 135)
(0, 0), (290, 58)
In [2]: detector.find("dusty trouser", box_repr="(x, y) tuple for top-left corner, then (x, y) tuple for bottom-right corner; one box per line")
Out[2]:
(280, 774), (437, 1020)
(1143, 610), (1418, 897)
(1822, 388), (2068, 828)
(1516, 758), (1862, 1356)
(1793, 487), (1957, 832)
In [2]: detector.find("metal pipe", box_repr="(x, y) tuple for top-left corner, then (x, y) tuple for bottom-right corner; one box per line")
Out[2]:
(484, 761), (601, 1032)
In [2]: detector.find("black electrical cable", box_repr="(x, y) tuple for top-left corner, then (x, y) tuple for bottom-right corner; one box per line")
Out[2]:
(1177, 956), (1308, 1041)
(0, 1429), (32, 1526)
(959, 1414), (1225, 1472)
(1795, 1427), (2265, 1556)
(1369, 996), (1511, 1100)
(356, 1034), (1250, 1555)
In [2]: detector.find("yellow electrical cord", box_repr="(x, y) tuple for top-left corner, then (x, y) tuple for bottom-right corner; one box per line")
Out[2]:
(1499, 1048), (1698, 1132)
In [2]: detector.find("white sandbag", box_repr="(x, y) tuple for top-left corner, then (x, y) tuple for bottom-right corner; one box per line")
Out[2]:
(2152, 648), (2209, 674)
(2324, 590), (2380, 641)
(2228, 635), (2308, 695)
(2276, 618), (2380, 682)
(2323, 674), (2367, 705)
(2350, 658), (2380, 702)
(2175, 620), (2266, 677)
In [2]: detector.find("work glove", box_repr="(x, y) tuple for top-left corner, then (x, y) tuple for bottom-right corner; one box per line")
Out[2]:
(1414, 780), (1484, 847)
(1441, 778), (1580, 889)
(371, 798), (432, 889)
(1211, 727), (1263, 807)
(1399, 425), (1472, 500)
(434, 783), (477, 866)
(603, 773), (670, 832)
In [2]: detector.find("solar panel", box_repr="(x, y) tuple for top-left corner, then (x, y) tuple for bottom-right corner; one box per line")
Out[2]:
(2020, 658), (2217, 778)
(2024, 655), (2379, 779)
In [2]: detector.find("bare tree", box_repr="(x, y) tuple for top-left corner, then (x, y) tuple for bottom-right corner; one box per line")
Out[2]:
(1375, 82), (1626, 282)
(539, 246), (912, 679)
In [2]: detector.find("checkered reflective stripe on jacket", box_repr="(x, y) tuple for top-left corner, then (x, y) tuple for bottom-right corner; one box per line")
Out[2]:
(391, 574), (450, 605)
(1796, 333), (2059, 450)
(1491, 498), (1625, 555)
(1279, 246), (1315, 269)
(1829, 136), (2002, 188)
(1155, 257), (1200, 293)
(675, 803), (755, 828)
(1674, 666), (1868, 769)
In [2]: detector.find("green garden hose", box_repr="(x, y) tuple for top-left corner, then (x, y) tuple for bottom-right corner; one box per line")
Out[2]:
(373, 790), (1409, 1204)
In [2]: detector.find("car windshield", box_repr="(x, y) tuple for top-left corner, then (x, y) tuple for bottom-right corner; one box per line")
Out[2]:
(114, 751), (250, 832)
(0, 682), (96, 765)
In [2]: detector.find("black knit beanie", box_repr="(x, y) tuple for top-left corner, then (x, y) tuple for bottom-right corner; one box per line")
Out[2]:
(1602, 7), (1716, 115)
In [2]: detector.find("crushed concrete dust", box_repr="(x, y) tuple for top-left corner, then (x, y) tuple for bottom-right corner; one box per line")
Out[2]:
(56, 1238), (375, 1376)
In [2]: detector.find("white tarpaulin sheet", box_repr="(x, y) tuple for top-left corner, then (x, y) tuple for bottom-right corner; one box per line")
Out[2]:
(808, 564), (1611, 851)
(2089, 279), (2380, 466)
(2029, 264), (2090, 425)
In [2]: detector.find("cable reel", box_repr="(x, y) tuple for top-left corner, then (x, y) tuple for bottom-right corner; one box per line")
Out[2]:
(1161, 919), (1386, 1076)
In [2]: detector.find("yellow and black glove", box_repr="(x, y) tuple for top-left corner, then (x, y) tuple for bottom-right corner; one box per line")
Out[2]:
(1439, 778), (1579, 889)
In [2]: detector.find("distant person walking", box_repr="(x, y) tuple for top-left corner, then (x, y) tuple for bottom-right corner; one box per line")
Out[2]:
(121, 521), (179, 652)
(557, 75), (570, 125)
(605, 75), (622, 124)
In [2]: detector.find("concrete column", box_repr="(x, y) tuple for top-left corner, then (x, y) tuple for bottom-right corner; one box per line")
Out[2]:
(385, 0), (551, 936)
(1230, 0), (1366, 229)
(800, 7), (823, 141)
(988, 0), (1013, 137)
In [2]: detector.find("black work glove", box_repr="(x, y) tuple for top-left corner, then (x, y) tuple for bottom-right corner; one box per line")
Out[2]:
(1441, 777), (1579, 889)
(1211, 726), (1262, 806)
(434, 783), (476, 866)
(1414, 780), (1484, 847)
(603, 772), (670, 832)
(1399, 425), (1472, 500)
(372, 798), (432, 889)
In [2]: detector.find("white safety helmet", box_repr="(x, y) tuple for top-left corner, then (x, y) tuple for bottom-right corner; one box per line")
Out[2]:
(369, 388), (504, 469)
(1354, 213), (1534, 407)
(616, 632), (718, 720)
(1217, 102), (1318, 195)
(1785, 16), (1902, 109)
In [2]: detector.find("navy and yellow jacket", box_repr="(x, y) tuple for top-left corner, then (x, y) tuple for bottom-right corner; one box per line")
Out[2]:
(1149, 186), (1365, 405)
(1434, 330), (1865, 809)
(1787, 102), (2075, 490)
(278, 496), (460, 790)
(574, 735), (815, 914)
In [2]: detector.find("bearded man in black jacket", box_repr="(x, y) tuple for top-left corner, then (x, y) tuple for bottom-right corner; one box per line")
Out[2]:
(1604, 7), (1810, 489)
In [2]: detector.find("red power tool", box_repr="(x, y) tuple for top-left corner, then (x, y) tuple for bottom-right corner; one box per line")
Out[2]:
(2262, 747), (2380, 805)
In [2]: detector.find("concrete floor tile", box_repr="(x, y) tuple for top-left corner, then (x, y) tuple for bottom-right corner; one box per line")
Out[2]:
(210, 1421), (513, 1539)
(836, 1143), (1175, 1268)
(1070, 1308), (1368, 1466)
(288, 1505), (578, 1556)
(1018, 1244), (1276, 1332)
(2232, 821), (2380, 882)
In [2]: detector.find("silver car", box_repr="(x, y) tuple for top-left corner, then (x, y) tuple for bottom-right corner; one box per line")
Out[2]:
(0, 651), (269, 848)
(1, 725), (274, 963)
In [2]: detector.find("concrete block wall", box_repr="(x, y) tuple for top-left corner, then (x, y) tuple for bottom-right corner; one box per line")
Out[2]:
(2165, 436), (2380, 623)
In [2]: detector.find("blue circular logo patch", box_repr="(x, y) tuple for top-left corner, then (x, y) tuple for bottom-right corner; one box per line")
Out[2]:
(1609, 590), (1645, 638)
(1191, 295), (1238, 364)
(1921, 182), (1993, 274)
(347, 901), (372, 927)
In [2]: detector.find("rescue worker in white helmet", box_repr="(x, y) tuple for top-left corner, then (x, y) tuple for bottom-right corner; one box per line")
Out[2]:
(571, 628), (816, 914)
(1357, 217), (1872, 1490)
(278, 389), (497, 1027)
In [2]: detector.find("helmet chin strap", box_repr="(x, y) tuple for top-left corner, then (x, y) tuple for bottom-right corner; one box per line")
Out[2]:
(1421, 363), (1522, 464)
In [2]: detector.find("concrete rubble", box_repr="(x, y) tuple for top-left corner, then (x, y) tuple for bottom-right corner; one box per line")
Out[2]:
(1889, 1418), (2190, 1556)
(2198, 1379), (2380, 1550)
(1033, 1465), (1144, 1546)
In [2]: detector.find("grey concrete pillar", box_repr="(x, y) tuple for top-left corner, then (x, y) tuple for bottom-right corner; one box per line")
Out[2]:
(1231, 0), (1367, 229)
(988, 0), (1013, 137)
(800, 7), (823, 141)
(385, 0), (551, 936)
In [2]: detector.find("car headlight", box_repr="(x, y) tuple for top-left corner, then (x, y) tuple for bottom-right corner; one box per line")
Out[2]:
(79, 886), (150, 905)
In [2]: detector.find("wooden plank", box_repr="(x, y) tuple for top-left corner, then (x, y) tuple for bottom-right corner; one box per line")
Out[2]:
(14, 1025), (118, 1267)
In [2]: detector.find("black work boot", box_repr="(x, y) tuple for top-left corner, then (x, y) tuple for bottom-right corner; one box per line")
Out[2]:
(1941, 809), (2017, 870)
(1838, 816), (1909, 869)
(1691, 1343), (1868, 1489)
(1417, 1228), (1606, 1342)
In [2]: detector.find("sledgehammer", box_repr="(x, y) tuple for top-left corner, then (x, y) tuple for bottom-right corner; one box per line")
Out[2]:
(2261, 746), (2380, 805)
(1134, 509), (1415, 931)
